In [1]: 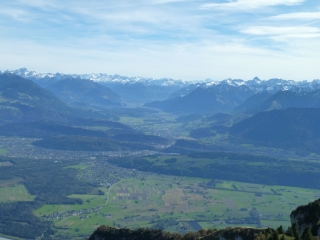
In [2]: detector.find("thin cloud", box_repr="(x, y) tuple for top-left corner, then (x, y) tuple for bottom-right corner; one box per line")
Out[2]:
(269, 11), (320, 20)
(0, 8), (30, 21)
(152, 0), (187, 4)
(201, 0), (305, 10)
(1, 0), (320, 80)
(242, 26), (320, 40)
(243, 26), (319, 35)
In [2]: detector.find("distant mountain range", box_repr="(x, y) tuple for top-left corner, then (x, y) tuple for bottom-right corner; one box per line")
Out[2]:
(3, 68), (320, 90)
(2, 68), (193, 87)
(3, 68), (320, 110)
(2, 68), (192, 104)
(146, 79), (320, 115)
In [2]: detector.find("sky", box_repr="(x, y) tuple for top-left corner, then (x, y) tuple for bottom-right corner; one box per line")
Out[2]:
(0, 0), (319, 81)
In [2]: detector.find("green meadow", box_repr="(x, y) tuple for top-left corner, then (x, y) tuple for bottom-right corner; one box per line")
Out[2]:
(0, 149), (7, 155)
(66, 164), (91, 170)
(34, 174), (320, 236)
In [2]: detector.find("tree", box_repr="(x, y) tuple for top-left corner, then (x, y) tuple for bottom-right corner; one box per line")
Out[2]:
(277, 225), (284, 234)
(292, 223), (301, 240)
(302, 226), (313, 240)
(272, 231), (279, 240)
(285, 227), (293, 237)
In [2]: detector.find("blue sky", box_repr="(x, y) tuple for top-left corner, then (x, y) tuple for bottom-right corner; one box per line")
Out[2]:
(0, 0), (319, 80)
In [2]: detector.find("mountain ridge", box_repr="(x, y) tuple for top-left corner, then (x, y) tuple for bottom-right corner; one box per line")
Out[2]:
(0, 73), (112, 123)
(4, 68), (320, 91)
(3, 68), (193, 87)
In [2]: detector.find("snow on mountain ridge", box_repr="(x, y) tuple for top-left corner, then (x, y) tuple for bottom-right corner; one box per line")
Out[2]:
(2, 68), (320, 91)
(3, 68), (196, 86)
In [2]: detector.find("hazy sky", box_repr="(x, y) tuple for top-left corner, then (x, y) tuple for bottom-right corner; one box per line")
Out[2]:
(1, 0), (319, 80)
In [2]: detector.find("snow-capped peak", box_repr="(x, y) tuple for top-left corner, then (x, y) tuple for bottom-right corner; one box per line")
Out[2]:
(3, 68), (200, 87)
(2, 68), (320, 93)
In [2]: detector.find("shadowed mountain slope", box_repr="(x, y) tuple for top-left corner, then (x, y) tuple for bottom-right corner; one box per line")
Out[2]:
(229, 108), (320, 153)
(145, 85), (255, 115)
(0, 74), (72, 123)
(0, 120), (168, 148)
(46, 78), (124, 107)
(0, 74), (116, 124)
(252, 90), (320, 113)
(234, 91), (272, 113)
(100, 82), (183, 104)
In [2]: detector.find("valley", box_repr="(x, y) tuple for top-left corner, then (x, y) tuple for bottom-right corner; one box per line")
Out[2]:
(3, 0), (320, 237)
(2, 70), (320, 239)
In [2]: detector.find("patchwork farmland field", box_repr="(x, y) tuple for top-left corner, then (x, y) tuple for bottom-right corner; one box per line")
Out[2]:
(0, 184), (35, 202)
(34, 172), (320, 237)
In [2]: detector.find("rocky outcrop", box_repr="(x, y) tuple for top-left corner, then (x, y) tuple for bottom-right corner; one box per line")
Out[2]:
(291, 198), (320, 237)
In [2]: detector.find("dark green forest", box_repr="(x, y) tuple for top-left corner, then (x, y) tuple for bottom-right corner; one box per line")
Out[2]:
(107, 152), (320, 189)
